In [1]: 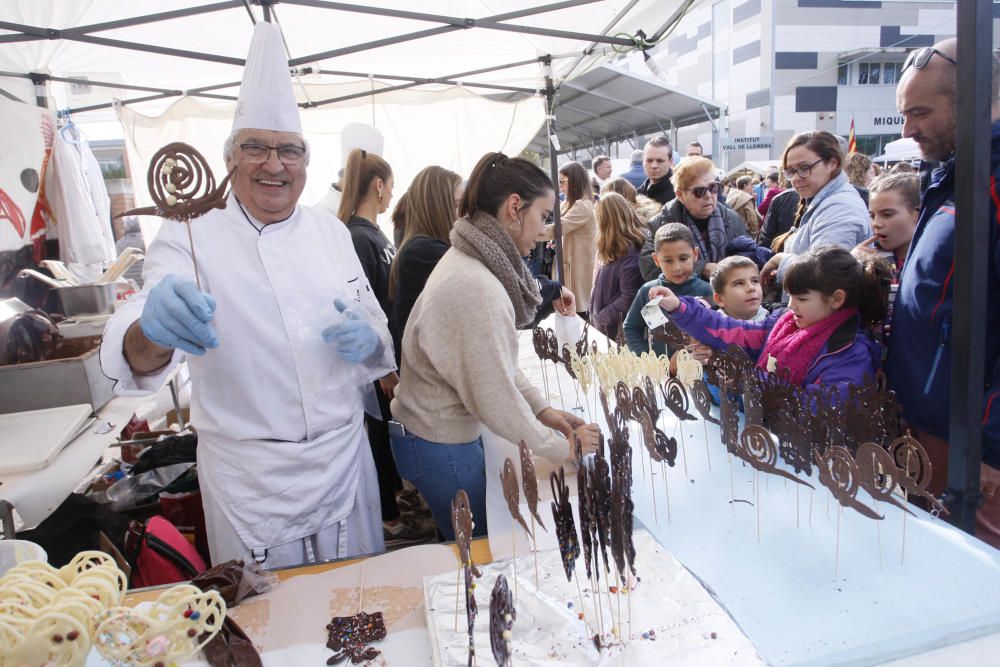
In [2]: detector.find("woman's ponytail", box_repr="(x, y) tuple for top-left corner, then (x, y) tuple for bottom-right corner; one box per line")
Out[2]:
(856, 252), (892, 327)
(770, 199), (807, 253)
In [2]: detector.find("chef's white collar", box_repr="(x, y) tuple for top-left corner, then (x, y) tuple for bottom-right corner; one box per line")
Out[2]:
(231, 193), (299, 234)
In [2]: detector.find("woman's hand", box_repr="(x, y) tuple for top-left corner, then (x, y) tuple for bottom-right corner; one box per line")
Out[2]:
(554, 287), (576, 316)
(647, 286), (680, 312)
(687, 342), (714, 365)
(537, 407), (585, 438)
(378, 371), (400, 400)
(760, 252), (787, 287)
(569, 423), (601, 460)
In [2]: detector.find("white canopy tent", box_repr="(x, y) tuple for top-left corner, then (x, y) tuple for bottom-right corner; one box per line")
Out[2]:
(0, 0), (691, 278)
(872, 137), (920, 164)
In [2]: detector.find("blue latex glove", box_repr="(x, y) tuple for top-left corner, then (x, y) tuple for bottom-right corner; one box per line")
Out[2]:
(321, 299), (382, 364)
(139, 274), (218, 356)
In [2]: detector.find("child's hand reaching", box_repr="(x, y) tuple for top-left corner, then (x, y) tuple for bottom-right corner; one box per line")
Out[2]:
(647, 286), (681, 312)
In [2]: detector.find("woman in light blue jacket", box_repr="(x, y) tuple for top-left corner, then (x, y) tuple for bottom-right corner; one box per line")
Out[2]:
(761, 131), (871, 289)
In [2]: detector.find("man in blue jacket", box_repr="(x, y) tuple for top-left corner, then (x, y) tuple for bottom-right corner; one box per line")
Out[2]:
(621, 149), (646, 189)
(886, 38), (1000, 548)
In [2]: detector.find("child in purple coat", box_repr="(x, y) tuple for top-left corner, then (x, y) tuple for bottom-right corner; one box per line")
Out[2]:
(649, 245), (890, 396)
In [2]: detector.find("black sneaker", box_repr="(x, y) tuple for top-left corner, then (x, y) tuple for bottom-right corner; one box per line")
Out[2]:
(383, 516), (436, 547)
(395, 488), (432, 516)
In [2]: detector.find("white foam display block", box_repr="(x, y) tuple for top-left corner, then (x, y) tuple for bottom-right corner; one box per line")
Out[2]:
(626, 409), (1000, 666)
(423, 530), (766, 666)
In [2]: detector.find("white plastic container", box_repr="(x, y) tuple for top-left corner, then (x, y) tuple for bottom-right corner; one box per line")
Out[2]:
(0, 539), (47, 576)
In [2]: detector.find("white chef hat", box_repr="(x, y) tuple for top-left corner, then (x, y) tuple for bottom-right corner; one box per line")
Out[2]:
(341, 123), (384, 165)
(232, 22), (302, 134)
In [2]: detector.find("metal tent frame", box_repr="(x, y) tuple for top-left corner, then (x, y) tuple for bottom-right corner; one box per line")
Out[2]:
(0, 0), (687, 285)
(0, 0), (991, 539)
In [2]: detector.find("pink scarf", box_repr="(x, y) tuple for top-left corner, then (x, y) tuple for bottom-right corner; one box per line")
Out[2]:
(756, 308), (858, 385)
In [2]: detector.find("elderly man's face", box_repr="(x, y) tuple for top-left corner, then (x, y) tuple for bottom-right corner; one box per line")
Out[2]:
(595, 161), (612, 180)
(897, 60), (956, 162)
(226, 128), (307, 223)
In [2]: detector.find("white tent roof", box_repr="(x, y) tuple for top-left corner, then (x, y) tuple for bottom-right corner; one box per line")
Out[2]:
(725, 161), (778, 179)
(0, 1), (683, 218)
(0, 1), (674, 113)
(872, 137), (920, 163)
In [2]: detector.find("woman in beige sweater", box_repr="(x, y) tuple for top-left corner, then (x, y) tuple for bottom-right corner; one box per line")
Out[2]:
(540, 161), (598, 317)
(390, 152), (600, 540)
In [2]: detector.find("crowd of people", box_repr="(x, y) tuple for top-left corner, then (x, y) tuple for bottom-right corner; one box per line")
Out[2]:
(102, 27), (1000, 574)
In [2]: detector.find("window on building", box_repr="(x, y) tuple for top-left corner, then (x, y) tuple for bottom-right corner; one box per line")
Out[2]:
(844, 61), (905, 87)
(856, 134), (900, 158)
(869, 63), (880, 85)
(883, 62), (896, 85)
(858, 62), (869, 85)
(838, 64), (848, 85)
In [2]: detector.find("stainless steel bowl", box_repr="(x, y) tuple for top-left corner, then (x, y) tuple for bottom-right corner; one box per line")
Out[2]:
(53, 283), (116, 316)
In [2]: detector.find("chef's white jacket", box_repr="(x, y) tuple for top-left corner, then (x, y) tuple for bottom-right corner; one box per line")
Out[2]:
(101, 195), (395, 555)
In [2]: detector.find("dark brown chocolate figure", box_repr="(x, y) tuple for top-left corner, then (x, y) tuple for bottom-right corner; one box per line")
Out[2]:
(518, 440), (547, 532)
(814, 446), (883, 520)
(326, 611), (386, 665)
(489, 575), (516, 667)
(550, 466), (581, 582)
(118, 142), (231, 222)
(738, 425), (814, 488)
(501, 457), (533, 537)
(452, 489), (482, 667)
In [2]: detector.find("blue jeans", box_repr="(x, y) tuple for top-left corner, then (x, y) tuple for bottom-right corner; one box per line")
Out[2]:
(389, 429), (487, 542)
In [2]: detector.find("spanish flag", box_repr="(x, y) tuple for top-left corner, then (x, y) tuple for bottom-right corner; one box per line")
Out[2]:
(848, 118), (857, 154)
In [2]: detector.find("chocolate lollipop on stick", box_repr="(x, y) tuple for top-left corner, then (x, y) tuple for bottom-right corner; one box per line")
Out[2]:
(549, 467), (581, 582)
(855, 443), (916, 517)
(814, 446), (883, 520)
(489, 575), (516, 667)
(451, 490), (481, 667)
(117, 142), (232, 290)
(501, 458), (532, 538)
(518, 441), (546, 532)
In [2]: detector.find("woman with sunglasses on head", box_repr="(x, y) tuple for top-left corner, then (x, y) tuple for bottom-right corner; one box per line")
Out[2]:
(638, 156), (747, 282)
(539, 161), (597, 318)
(760, 131), (871, 294)
(389, 152), (601, 541)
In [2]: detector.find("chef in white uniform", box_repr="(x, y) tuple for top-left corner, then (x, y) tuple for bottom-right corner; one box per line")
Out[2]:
(100, 22), (395, 569)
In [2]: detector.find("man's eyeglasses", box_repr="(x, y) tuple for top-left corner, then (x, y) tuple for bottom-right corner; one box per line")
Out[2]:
(783, 158), (825, 180)
(902, 47), (957, 73)
(239, 143), (306, 164)
(687, 182), (720, 199)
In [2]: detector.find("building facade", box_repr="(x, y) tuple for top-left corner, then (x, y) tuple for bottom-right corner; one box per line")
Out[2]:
(623, 0), (1000, 168)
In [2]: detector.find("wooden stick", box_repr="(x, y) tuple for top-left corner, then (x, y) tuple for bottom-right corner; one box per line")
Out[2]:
(796, 483), (800, 529)
(650, 455), (659, 525)
(614, 569), (623, 640)
(809, 488), (814, 526)
(574, 571), (590, 636)
(661, 460), (671, 522)
(539, 358), (550, 404)
(511, 522), (518, 604)
(901, 449), (911, 566)
(186, 222), (202, 290)
(627, 578), (633, 644)
(454, 566), (461, 632)
(728, 453), (735, 515)
(756, 470), (761, 542)
(679, 421), (689, 478)
(876, 500), (883, 570)
(835, 504), (842, 579)
(553, 364), (567, 411)
(358, 558), (366, 614)
(702, 419), (712, 472)
(530, 515), (540, 589)
(591, 572), (604, 639)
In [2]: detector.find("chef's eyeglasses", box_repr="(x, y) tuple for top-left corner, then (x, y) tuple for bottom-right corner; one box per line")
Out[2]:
(783, 158), (824, 180)
(902, 47), (957, 73)
(239, 142), (307, 164)
(686, 182), (720, 199)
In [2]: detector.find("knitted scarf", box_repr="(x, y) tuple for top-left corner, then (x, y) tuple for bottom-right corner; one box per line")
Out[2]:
(756, 307), (857, 386)
(450, 211), (542, 327)
(681, 203), (728, 264)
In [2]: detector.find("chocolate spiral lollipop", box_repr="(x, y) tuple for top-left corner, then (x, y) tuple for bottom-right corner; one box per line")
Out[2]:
(549, 467), (580, 582)
(489, 576), (516, 667)
(692, 379), (721, 425)
(560, 345), (577, 379)
(545, 329), (561, 364)
(662, 377), (697, 421)
(649, 320), (688, 349)
(855, 443), (916, 517)
(501, 458), (532, 538)
(576, 322), (591, 358)
(814, 446), (883, 520)
(738, 426), (813, 488)
(120, 142), (230, 222)
(889, 434), (948, 516)
(518, 441), (547, 532)
(591, 441), (613, 578)
(615, 381), (634, 420)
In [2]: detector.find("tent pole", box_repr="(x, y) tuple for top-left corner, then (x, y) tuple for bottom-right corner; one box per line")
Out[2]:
(944, 0), (990, 532)
(543, 55), (565, 287)
(29, 72), (48, 108)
